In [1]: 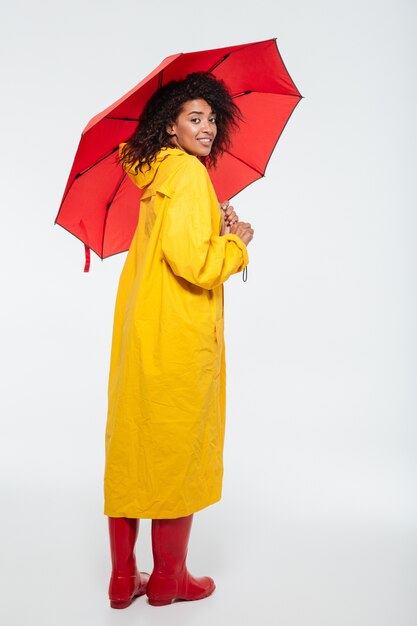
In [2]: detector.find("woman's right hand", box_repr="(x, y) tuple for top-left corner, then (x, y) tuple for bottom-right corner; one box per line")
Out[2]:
(229, 221), (254, 246)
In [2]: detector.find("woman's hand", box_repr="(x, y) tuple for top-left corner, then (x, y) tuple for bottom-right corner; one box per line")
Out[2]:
(219, 200), (254, 246)
(229, 221), (254, 246)
(220, 200), (239, 235)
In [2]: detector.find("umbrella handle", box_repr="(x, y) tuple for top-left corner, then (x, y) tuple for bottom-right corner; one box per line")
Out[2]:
(242, 266), (247, 282)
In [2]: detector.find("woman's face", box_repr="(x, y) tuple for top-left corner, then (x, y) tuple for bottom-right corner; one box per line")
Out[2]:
(166, 99), (217, 157)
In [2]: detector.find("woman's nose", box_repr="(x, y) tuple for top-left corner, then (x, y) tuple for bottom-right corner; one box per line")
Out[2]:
(200, 119), (211, 133)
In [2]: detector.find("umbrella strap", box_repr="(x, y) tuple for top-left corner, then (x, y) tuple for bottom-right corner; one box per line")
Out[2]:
(84, 244), (91, 272)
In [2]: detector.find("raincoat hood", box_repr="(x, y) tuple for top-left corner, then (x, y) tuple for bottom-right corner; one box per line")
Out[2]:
(119, 143), (190, 189)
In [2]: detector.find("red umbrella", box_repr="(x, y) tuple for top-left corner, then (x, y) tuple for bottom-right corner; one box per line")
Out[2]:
(54, 37), (302, 271)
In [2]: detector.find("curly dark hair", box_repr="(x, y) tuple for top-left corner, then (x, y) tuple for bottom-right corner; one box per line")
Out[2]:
(119, 71), (243, 173)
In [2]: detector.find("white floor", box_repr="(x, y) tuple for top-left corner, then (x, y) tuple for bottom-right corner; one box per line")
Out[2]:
(1, 481), (416, 626)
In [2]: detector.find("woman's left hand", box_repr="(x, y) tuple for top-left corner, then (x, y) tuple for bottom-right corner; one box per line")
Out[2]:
(220, 201), (239, 235)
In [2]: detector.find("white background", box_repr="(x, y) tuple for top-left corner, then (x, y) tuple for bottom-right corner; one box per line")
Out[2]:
(1, 1), (416, 624)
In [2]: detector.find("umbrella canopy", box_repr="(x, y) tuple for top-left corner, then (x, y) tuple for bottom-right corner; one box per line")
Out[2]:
(54, 37), (302, 271)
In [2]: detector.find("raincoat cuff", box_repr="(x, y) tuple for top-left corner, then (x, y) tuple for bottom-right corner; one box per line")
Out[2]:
(224, 233), (249, 271)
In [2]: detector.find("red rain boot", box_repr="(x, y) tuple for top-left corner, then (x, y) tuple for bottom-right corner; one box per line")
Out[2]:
(146, 514), (216, 606)
(108, 517), (150, 609)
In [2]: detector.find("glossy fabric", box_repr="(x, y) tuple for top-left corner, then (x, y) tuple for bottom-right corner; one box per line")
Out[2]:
(104, 146), (249, 518)
(147, 514), (215, 606)
(108, 517), (149, 608)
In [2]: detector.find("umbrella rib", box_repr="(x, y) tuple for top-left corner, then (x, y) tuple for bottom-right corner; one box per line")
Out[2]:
(223, 150), (264, 177)
(77, 146), (120, 177)
(105, 116), (140, 122)
(103, 67), (166, 123)
(108, 171), (127, 210)
(207, 38), (277, 74)
(54, 146), (119, 226)
(232, 90), (252, 99)
(101, 171), (127, 256)
(224, 92), (303, 197)
(232, 90), (302, 99)
(207, 37), (282, 73)
(207, 53), (231, 73)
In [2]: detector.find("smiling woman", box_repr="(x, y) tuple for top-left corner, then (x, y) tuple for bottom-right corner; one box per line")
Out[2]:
(166, 99), (218, 156)
(105, 71), (254, 610)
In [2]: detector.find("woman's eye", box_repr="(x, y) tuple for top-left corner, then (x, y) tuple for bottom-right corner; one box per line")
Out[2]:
(190, 117), (217, 123)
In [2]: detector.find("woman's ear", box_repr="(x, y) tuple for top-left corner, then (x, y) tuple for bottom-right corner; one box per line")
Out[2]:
(166, 123), (175, 136)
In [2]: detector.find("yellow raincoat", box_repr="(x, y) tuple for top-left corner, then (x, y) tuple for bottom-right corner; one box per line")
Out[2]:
(104, 145), (249, 519)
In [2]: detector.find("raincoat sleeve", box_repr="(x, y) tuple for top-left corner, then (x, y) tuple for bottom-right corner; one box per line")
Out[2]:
(161, 158), (249, 290)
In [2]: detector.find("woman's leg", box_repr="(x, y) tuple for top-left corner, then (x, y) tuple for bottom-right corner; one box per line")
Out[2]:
(146, 513), (215, 606)
(108, 517), (150, 609)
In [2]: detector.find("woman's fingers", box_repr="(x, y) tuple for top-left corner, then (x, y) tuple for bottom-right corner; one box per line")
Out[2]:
(220, 201), (242, 227)
(224, 205), (238, 224)
(233, 221), (254, 245)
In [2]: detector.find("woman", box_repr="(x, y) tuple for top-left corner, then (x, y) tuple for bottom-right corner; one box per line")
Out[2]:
(104, 71), (254, 608)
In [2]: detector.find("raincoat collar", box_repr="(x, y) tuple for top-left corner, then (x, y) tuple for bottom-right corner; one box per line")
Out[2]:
(119, 143), (189, 189)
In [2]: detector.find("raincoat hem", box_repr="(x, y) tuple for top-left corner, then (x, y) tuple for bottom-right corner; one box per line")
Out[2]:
(103, 495), (222, 519)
